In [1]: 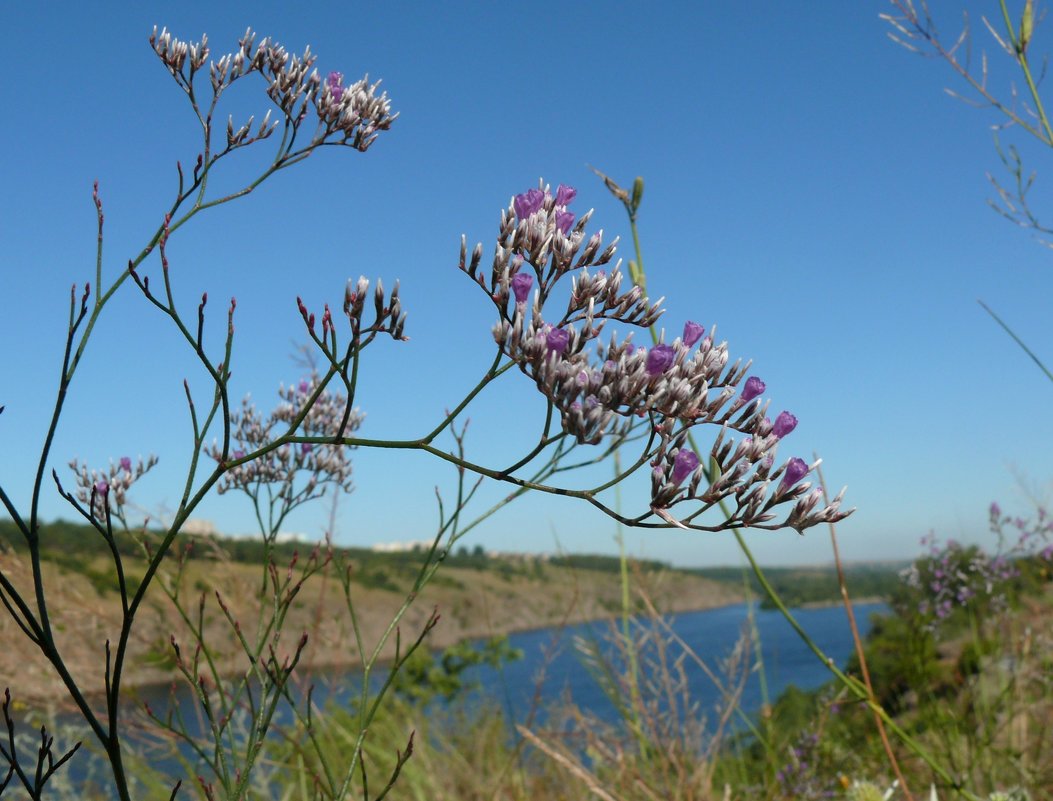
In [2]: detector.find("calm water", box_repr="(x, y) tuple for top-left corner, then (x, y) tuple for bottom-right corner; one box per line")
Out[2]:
(45, 600), (887, 793)
(443, 600), (887, 727)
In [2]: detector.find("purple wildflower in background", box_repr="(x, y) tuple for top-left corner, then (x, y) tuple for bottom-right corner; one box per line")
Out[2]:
(741, 376), (765, 402)
(671, 448), (700, 486)
(120, 456), (132, 472)
(298, 380), (310, 394)
(95, 480), (109, 496)
(780, 457), (809, 490)
(301, 443), (313, 455)
(327, 71), (344, 102)
(546, 327), (570, 354)
(233, 450), (246, 460)
(511, 272), (533, 303)
(774, 733), (834, 800)
(514, 188), (545, 219)
(682, 320), (705, 347)
(555, 184), (577, 206)
(772, 411), (798, 438)
(555, 209), (575, 234)
(646, 344), (675, 376)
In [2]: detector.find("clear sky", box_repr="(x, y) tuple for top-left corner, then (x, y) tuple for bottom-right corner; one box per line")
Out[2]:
(2, 2), (1052, 567)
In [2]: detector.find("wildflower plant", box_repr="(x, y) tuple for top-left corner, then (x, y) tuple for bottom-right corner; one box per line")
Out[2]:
(0, 25), (852, 801)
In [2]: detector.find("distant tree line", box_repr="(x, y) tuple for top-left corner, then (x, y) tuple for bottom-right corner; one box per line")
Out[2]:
(689, 564), (907, 608)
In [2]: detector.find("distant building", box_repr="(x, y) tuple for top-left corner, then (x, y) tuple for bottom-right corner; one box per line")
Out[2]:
(274, 531), (309, 544)
(182, 519), (218, 537)
(371, 540), (435, 553)
(180, 520), (308, 544)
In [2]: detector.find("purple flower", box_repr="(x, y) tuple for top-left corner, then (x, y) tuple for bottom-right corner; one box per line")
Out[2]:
(120, 456), (132, 472)
(671, 448), (700, 486)
(682, 321), (705, 347)
(555, 184), (577, 206)
(741, 376), (765, 402)
(301, 443), (313, 455)
(513, 188), (545, 219)
(95, 480), (109, 496)
(511, 272), (533, 303)
(546, 327), (570, 354)
(989, 502), (1002, 519)
(298, 380), (310, 394)
(645, 344), (675, 376)
(327, 71), (344, 102)
(772, 411), (798, 439)
(233, 449), (246, 460)
(555, 209), (575, 234)
(780, 457), (809, 490)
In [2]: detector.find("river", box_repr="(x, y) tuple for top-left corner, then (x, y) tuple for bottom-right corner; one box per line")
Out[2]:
(40, 600), (888, 795)
(440, 600), (887, 727)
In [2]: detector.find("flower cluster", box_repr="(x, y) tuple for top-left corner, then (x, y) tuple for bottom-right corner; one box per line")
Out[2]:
(459, 180), (619, 310)
(209, 375), (363, 506)
(150, 27), (396, 152)
(902, 533), (1019, 630)
(69, 455), (158, 520)
(460, 182), (851, 532)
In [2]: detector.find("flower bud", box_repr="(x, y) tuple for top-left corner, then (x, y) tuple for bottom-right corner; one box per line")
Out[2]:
(555, 184), (577, 207)
(645, 344), (675, 376)
(546, 327), (570, 354)
(556, 209), (575, 234)
(772, 411), (798, 439)
(671, 448), (699, 486)
(682, 321), (704, 347)
(779, 457), (809, 490)
(513, 188), (544, 219)
(741, 376), (765, 402)
(511, 272), (533, 303)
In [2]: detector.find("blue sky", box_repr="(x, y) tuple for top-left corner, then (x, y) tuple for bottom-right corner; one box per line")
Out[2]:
(2, 2), (1052, 567)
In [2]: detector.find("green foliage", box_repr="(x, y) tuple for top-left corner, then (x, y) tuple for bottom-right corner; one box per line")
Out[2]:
(390, 635), (523, 706)
(846, 609), (939, 713)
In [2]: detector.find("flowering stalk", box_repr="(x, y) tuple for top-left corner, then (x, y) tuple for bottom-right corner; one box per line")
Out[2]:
(0, 26), (402, 801)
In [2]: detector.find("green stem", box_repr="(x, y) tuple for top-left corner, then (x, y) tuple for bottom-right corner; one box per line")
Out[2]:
(614, 450), (650, 759)
(1000, 0), (1053, 145)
